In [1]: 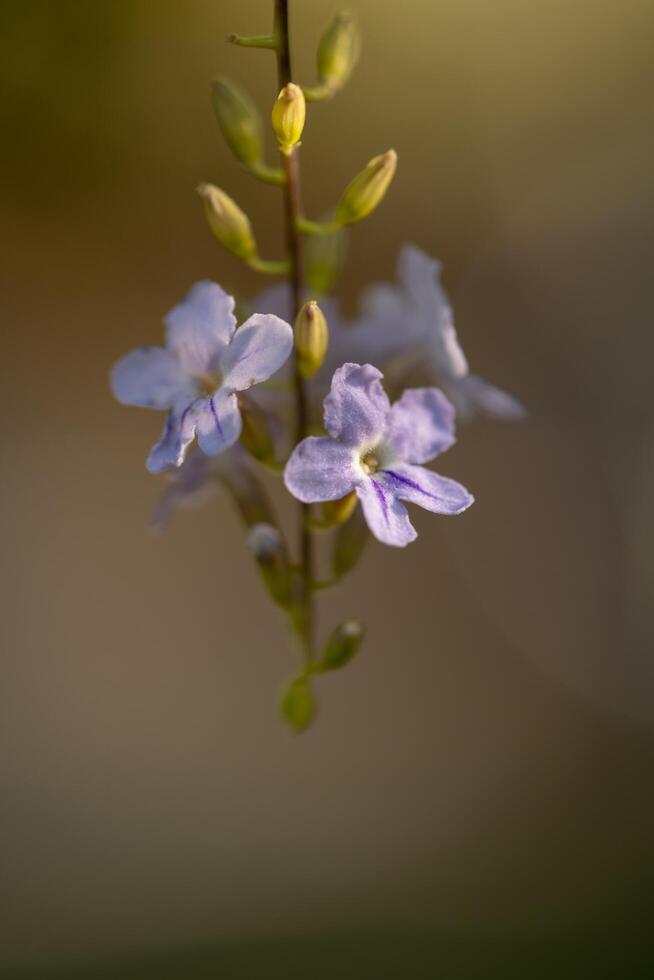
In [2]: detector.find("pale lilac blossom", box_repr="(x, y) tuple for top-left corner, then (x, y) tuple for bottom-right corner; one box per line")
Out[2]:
(111, 281), (293, 472)
(349, 245), (526, 419)
(284, 362), (473, 547)
(253, 247), (525, 421)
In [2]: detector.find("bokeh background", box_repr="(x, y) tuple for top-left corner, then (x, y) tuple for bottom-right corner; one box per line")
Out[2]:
(2, 1), (653, 976)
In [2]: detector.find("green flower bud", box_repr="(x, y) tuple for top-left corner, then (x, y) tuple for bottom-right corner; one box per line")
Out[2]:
(306, 224), (347, 294)
(248, 523), (292, 608)
(237, 393), (276, 467)
(279, 676), (316, 732)
(294, 300), (329, 378)
(317, 12), (361, 92)
(212, 76), (263, 166)
(335, 149), (397, 225)
(271, 83), (306, 154)
(197, 182), (256, 260)
(318, 620), (365, 672)
(320, 491), (357, 528)
(332, 507), (368, 578)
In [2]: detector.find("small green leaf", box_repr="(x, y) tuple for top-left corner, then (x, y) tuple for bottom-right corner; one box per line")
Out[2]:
(280, 677), (316, 732)
(318, 620), (364, 672)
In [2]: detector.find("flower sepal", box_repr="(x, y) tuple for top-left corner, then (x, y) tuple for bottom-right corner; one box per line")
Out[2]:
(315, 620), (365, 672)
(237, 392), (278, 470)
(248, 523), (293, 609)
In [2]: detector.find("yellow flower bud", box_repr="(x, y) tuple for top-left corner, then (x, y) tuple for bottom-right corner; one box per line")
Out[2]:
(197, 182), (256, 260)
(212, 76), (263, 166)
(294, 300), (329, 378)
(335, 149), (397, 225)
(317, 12), (361, 92)
(271, 83), (306, 153)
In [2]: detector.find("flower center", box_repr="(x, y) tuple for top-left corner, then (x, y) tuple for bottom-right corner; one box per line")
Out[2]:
(360, 450), (380, 475)
(195, 370), (222, 397)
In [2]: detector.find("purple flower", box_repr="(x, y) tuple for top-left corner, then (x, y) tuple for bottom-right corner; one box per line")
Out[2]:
(111, 281), (293, 472)
(351, 245), (526, 420)
(284, 363), (474, 547)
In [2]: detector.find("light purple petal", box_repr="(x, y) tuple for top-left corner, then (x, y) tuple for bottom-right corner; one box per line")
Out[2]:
(431, 318), (469, 379)
(150, 453), (216, 532)
(110, 346), (191, 408)
(323, 363), (390, 448)
(219, 313), (293, 391)
(398, 245), (450, 317)
(284, 437), (356, 503)
(380, 463), (473, 515)
(393, 246), (469, 377)
(385, 387), (456, 464)
(355, 477), (417, 548)
(164, 281), (236, 376)
(448, 373), (526, 420)
(146, 402), (199, 474)
(195, 388), (242, 456)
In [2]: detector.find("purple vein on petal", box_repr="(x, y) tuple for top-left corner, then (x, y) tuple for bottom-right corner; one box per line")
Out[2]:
(179, 403), (194, 431)
(383, 468), (441, 501)
(162, 412), (174, 439)
(371, 478), (390, 525)
(209, 395), (224, 439)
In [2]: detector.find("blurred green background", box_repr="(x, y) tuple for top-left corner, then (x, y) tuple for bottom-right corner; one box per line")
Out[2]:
(1, 1), (653, 976)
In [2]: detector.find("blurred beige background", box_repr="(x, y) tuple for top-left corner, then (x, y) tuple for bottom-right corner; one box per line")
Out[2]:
(1, 0), (653, 975)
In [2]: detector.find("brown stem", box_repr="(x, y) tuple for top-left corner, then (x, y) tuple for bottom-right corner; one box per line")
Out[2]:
(274, 0), (314, 661)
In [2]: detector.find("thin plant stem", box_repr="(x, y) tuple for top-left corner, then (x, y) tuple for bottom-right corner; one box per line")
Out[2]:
(274, 0), (314, 664)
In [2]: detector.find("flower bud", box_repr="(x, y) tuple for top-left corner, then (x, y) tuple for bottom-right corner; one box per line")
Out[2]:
(317, 12), (361, 92)
(237, 393), (276, 467)
(294, 300), (329, 378)
(306, 224), (347, 294)
(335, 149), (397, 225)
(320, 491), (357, 528)
(271, 83), (306, 153)
(212, 76), (263, 166)
(248, 523), (292, 608)
(318, 620), (365, 672)
(197, 182), (256, 260)
(279, 676), (316, 732)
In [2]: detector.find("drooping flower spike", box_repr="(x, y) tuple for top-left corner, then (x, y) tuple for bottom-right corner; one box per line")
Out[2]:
(284, 363), (474, 547)
(111, 281), (293, 472)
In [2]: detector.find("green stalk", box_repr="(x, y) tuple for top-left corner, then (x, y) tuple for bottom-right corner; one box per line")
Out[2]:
(274, 0), (314, 666)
